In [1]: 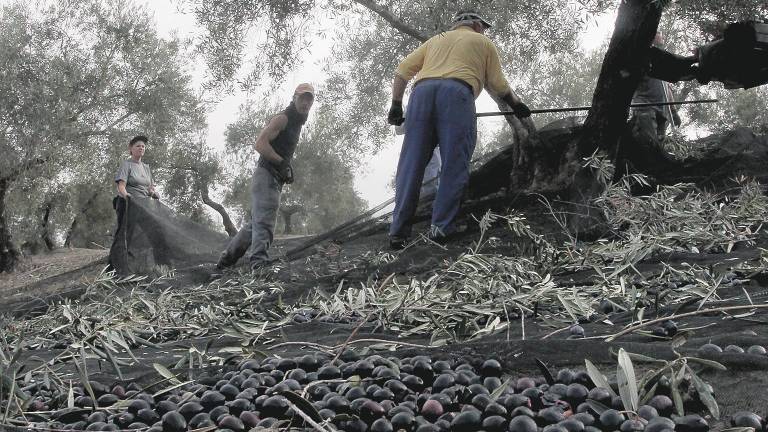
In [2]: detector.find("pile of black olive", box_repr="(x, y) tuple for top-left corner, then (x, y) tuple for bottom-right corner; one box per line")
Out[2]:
(9, 351), (768, 431)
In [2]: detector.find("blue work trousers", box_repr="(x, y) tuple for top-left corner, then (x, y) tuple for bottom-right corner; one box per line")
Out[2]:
(389, 79), (477, 239)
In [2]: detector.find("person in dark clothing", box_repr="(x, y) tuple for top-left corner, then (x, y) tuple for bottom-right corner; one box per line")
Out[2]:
(217, 84), (315, 271)
(631, 32), (682, 143)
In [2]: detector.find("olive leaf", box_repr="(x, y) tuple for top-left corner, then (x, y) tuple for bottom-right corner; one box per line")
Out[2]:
(686, 357), (727, 371)
(585, 359), (617, 397)
(281, 391), (324, 423)
(616, 348), (639, 412)
(687, 366), (719, 419)
(535, 359), (555, 386)
(153, 363), (181, 385)
(490, 376), (514, 400)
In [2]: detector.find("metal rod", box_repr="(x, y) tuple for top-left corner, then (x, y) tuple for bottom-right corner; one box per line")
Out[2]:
(476, 99), (719, 118)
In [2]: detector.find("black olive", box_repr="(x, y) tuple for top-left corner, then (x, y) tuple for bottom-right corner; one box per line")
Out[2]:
(571, 413), (595, 427)
(276, 358), (297, 372)
(403, 375), (425, 392)
(619, 419), (645, 432)
(355, 360), (375, 377)
(227, 398), (252, 417)
(209, 405), (230, 422)
(371, 418), (394, 432)
(559, 418), (586, 432)
(480, 359), (502, 377)
(326, 395), (350, 413)
(200, 390), (226, 410)
(420, 399), (444, 421)
(484, 403), (507, 418)
(391, 412), (416, 431)
(730, 412), (763, 430)
(359, 399), (386, 422)
(239, 411), (260, 429)
(556, 369), (575, 384)
(483, 377), (503, 393)
(747, 345), (767, 355)
(509, 415), (538, 432)
(451, 410), (482, 432)
(189, 412), (211, 429)
(511, 406), (536, 419)
(648, 395), (674, 417)
(698, 343), (723, 354)
(161, 411), (187, 432)
(261, 395), (289, 418)
(537, 407), (566, 426)
(96, 394), (118, 406)
(637, 404), (658, 420)
(87, 411), (107, 424)
(471, 394), (492, 410)
(432, 374), (455, 393)
(156, 400), (178, 416)
(218, 414), (246, 432)
(136, 408), (160, 424)
(482, 415), (508, 432)
(318, 366), (342, 380)
(674, 414), (709, 432)
(114, 412), (135, 428)
(565, 383), (589, 406)
(598, 409), (624, 431)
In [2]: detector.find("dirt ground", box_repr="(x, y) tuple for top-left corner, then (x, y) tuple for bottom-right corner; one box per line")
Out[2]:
(0, 248), (107, 292)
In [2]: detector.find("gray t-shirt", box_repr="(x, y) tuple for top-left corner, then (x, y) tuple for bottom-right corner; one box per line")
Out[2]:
(115, 160), (153, 197)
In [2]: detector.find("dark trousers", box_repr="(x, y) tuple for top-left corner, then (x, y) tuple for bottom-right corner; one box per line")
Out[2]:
(389, 79), (477, 239)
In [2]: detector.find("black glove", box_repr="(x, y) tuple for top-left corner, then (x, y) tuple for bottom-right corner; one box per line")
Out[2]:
(276, 159), (294, 184)
(388, 100), (405, 126)
(511, 101), (531, 118)
(502, 93), (532, 119)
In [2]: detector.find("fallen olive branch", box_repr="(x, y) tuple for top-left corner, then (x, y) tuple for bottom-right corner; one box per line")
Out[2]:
(331, 273), (395, 363)
(605, 304), (768, 342)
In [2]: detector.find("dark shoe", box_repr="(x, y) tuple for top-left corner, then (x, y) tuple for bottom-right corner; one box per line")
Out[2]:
(389, 236), (407, 250)
(428, 225), (458, 245)
(216, 251), (239, 270)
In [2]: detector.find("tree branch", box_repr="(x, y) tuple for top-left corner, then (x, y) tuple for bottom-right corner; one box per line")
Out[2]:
(352, 0), (429, 42)
(200, 184), (238, 237)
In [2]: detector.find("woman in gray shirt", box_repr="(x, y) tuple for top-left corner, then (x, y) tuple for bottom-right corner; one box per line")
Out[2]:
(108, 135), (160, 273)
(115, 135), (159, 200)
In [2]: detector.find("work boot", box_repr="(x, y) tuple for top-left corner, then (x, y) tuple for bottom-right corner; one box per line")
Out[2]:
(389, 236), (407, 250)
(427, 225), (459, 245)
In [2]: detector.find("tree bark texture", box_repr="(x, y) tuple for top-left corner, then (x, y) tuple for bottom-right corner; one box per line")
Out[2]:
(40, 200), (55, 251)
(200, 185), (238, 237)
(64, 191), (99, 248)
(0, 179), (20, 273)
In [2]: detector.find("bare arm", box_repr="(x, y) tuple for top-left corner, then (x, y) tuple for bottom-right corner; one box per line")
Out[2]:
(254, 114), (289, 164)
(116, 180), (130, 198)
(392, 75), (409, 102)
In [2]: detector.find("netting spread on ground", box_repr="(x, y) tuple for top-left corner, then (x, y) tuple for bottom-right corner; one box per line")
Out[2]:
(109, 197), (228, 275)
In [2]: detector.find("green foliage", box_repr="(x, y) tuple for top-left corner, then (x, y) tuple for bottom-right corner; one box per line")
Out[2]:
(0, 0), (207, 253)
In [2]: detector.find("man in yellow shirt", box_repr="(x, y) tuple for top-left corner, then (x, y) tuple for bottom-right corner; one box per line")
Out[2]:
(387, 10), (530, 249)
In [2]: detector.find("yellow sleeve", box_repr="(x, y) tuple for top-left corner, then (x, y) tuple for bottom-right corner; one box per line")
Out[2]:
(484, 40), (511, 97)
(396, 40), (430, 81)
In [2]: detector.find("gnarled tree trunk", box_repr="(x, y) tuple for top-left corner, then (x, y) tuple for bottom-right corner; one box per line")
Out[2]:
(40, 200), (55, 251)
(0, 178), (20, 272)
(200, 185), (238, 237)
